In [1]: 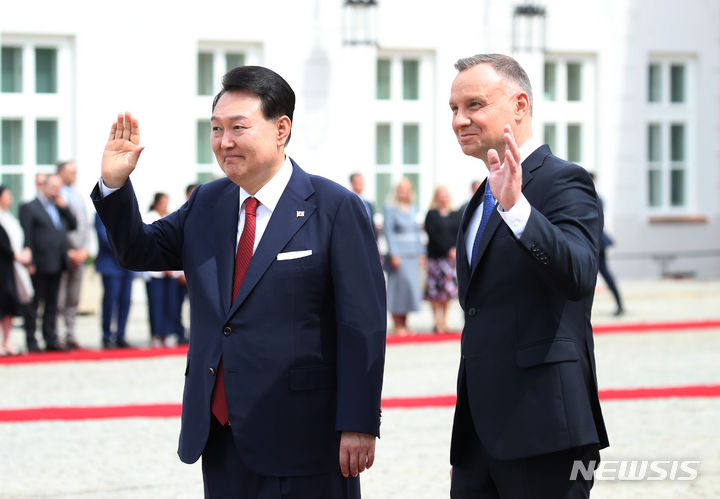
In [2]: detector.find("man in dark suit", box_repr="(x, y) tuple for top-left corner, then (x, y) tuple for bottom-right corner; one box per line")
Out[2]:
(349, 172), (375, 229)
(20, 174), (77, 352)
(92, 66), (386, 498)
(448, 54), (609, 498)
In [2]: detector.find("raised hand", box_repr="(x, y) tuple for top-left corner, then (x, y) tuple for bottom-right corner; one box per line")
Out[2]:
(101, 112), (144, 188)
(487, 124), (522, 211)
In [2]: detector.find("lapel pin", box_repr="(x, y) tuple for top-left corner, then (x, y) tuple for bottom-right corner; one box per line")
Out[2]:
(296, 211), (305, 218)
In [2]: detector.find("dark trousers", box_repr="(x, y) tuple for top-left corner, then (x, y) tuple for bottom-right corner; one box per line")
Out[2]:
(202, 418), (360, 499)
(145, 277), (174, 339)
(598, 250), (622, 311)
(172, 282), (187, 340)
(101, 272), (133, 341)
(24, 272), (62, 349)
(451, 385), (597, 499)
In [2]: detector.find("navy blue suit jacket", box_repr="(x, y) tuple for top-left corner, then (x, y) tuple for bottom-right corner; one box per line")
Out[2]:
(92, 160), (386, 476)
(451, 145), (609, 461)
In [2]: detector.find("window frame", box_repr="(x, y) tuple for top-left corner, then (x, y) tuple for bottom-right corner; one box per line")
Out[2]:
(193, 43), (262, 183)
(0, 35), (74, 202)
(645, 57), (696, 214)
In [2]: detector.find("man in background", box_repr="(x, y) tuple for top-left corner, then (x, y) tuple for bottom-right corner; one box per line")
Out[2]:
(57, 161), (91, 349)
(349, 172), (376, 238)
(20, 175), (77, 352)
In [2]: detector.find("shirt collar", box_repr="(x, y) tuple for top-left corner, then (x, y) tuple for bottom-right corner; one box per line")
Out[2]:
(238, 155), (293, 214)
(518, 134), (542, 164)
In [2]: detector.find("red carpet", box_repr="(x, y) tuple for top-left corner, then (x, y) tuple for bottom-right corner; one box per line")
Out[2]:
(2, 318), (718, 365)
(1, 384), (719, 423)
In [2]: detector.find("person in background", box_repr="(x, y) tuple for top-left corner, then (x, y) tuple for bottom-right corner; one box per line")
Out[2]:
(143, 192), (174, 347)
(423, 185), (461, 333)
(0, 186), (33, 355)
(20, 175), (77, 352)
(349, 172), (376, 237)
(383, 177), (424, 336)
(56, 161), (92, 349)
(590, 173), (624, 316)
(35, 173), (47, 192)
(95, 213), (134, 348)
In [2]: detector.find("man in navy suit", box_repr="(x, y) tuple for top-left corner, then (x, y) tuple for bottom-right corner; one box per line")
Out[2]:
(94, 213), (134, 348)
(448, 54), (609, 498)
(92, 66), (386, 498)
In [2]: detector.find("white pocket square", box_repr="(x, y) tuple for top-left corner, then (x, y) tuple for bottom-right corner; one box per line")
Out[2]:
(277, 250), (312, 261)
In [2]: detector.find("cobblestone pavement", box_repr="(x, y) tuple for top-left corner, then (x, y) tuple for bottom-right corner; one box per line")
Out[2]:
(1, 278), (719, 498)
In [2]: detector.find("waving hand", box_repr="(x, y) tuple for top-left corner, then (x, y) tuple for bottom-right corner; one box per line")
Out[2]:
(101, 112), (144, 188)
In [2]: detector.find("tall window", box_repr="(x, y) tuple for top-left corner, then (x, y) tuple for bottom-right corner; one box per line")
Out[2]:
(373, 54), (433, 212)
(0, 38), (73, 209)
(646, 59), (694, 211)
(540, 57), (595, 172)
(194, 45), (261, 183)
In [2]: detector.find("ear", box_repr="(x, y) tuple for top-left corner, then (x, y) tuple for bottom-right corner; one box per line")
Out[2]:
(276, 116), (292, 146)
(514, 92), (530, 120)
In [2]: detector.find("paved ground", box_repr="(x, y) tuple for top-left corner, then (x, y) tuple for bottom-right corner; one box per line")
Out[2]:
(1, 276), (719, 498)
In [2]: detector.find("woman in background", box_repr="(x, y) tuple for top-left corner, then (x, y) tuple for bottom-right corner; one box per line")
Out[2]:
(0, 186), (32, 355)
(143, 192), (174, 347)
(383, 178), (424, 336)
(424, 185), (460, 333)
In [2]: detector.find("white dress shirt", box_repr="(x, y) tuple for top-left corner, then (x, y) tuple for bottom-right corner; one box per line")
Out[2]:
(235, 156), (292, 252)
(99, 155), (293, 254)
(465, 135), (542, 265)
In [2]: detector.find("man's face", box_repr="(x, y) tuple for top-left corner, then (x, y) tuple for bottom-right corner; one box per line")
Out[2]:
(0, 190), (12, 211)
(60, 163), (77, 186)
(449, 63), (518, 162)
(43, 176), (62, 201)
(351, 175), (365, 195)
(211, 90), (287, 193)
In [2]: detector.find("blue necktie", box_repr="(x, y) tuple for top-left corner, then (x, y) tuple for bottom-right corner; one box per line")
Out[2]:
(470, 182), (496, 267)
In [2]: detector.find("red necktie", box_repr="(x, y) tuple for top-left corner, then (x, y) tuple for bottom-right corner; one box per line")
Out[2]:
(211, 197), (259, 425)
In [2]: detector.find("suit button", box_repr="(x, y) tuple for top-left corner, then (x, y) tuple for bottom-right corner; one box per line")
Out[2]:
(467, 308), (477, 317)
(223, 326), (232, 336)
(209, 368), (215, 375)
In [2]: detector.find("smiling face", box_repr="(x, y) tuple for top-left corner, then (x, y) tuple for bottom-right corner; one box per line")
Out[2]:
(449, 63), (522, 163)
(211, 90), (290, 194)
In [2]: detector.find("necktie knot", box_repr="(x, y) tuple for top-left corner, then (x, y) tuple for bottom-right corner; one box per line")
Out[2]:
(244, 197), (259, 216)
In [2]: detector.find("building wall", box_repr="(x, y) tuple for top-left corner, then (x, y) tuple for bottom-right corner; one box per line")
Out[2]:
(1, 0), (718, 276)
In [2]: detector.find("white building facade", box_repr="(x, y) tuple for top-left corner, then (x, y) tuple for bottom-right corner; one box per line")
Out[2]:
(2, 0), (719, 277)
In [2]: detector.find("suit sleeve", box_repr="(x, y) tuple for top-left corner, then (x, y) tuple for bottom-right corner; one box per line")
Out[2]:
(518, 165), (601, 300)
(91, 179), (185, 271)
(18, 205), (35, 263)
(59, 205), (77, 231)
(331, 194), (386, 437)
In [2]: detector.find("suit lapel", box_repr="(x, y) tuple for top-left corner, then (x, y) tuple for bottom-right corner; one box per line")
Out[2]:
(214, 182), (240, 315)
(34, 199), (59, 231)
(226, 161), (316, 319)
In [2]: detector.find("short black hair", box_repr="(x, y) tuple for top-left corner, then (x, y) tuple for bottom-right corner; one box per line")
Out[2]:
(212, 66), (295, 145)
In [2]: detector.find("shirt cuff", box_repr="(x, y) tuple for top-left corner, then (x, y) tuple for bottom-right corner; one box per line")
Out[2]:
(498, 194), (531, 239)
(98, 177), (122, 198)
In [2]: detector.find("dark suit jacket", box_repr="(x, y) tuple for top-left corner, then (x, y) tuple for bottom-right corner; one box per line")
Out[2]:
(92, 160), (387, 477)
(20, 198), (77, 274)
(451, 145), (609, 462)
